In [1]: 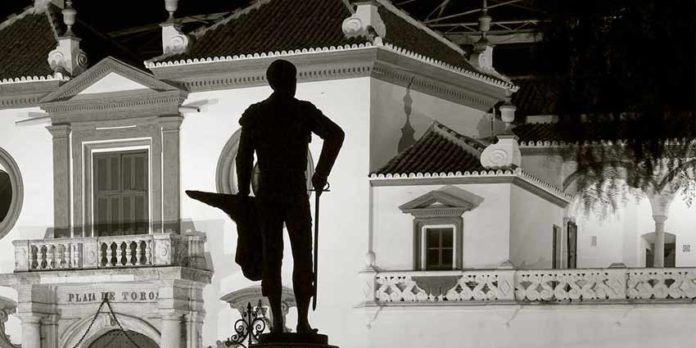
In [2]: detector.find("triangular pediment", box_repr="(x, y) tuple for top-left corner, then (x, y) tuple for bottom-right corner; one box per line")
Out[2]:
(40, 57), (182, 103)
(78, 72), (151, 95)
(399, 185), (484, 213)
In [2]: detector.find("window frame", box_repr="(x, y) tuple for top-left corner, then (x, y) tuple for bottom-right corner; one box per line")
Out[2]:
(92, 149), (150, 236)
(412, 217), (463, 271)
(421, 224), (457, 271)
(85, 141), (153, 237)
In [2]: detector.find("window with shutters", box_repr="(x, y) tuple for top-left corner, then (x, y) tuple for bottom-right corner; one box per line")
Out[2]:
(93, 151), (148, 236)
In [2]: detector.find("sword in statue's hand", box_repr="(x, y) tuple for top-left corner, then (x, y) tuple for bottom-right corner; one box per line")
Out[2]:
(310, 182), (330, 311)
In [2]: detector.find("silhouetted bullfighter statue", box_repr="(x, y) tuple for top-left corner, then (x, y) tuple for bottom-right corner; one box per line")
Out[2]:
(237, 59), (344, 335)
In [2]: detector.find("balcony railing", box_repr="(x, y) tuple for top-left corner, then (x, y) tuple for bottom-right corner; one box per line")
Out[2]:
(362, 267), (696, 305)
(12, 232), (207, 272)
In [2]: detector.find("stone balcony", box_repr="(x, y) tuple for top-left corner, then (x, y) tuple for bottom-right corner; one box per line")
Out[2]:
(12, 232), (207, 272)
(360, 267), (696, 306)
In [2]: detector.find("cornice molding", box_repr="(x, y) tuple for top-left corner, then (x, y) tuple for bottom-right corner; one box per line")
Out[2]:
(0, 79), (64, 110)
(42, 57), (182, 103)
(370, 169), (570, 207)
(149, 44), (510, 110)
(42, 89), (188, 124)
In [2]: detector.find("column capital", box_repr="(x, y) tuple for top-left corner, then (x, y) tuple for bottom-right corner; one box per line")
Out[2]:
(159, 115), (184, 131)
(16, 313), (42, 324)
(653, 215), (668, 223)
(46, 123), (71, 138)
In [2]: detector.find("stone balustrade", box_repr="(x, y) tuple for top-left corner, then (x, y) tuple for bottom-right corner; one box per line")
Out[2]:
(13, 232), (207, 272)
(364, 267), (696, 305)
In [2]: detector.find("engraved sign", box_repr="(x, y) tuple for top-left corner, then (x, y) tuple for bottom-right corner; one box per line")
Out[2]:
(61, 288), (159, 304)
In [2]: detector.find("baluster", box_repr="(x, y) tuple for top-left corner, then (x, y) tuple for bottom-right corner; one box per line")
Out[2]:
(124, 242), (132, 266)
(116, 242), (123, 266)
(43, 245), (49, 269)
(72, 243), (79, 268)
(46, 245), (54, 269)
(107, 242), (115, 267)
(145, 240), (152, 265)
(30, 245), (38, 270)
(100, 242), (106, 267)
(135, 241), (143, 265)
(60, 244), (67, 268)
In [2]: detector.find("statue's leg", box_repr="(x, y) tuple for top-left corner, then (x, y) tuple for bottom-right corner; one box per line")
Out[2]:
(258, 198), (286, 333)
(286, 196), (314, 334)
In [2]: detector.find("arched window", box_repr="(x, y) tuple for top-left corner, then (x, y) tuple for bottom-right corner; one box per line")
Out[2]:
(0, 147), (23, 239)
(216, 129), (314, 195)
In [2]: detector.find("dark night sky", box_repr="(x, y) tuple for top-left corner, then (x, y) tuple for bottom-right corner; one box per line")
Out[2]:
(0, 0), (542, 76)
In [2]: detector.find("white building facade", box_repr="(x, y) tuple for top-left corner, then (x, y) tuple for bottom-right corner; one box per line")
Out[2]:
(0, 0), (695, 347)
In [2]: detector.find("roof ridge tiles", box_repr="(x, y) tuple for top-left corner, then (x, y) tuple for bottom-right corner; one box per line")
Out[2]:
(431, 121), (486, 155)
(375, 0), (465, 56)
(0, 5), (37, 33)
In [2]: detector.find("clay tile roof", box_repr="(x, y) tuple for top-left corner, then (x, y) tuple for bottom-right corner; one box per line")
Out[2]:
(0, 5), (141, 81)
(0, 8), (56, 80)
(160, 0), (367, 62)
(154, 0), (500, 82)
(372, 122), (486, 176)
(513, 113), (696, 144)
(511, 77), (560, 117)
(377, 6), (474, 73)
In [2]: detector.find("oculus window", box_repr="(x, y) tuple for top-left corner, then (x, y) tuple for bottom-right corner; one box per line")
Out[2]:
(216, 129), (314, 195)
(0, 147), (22, 240)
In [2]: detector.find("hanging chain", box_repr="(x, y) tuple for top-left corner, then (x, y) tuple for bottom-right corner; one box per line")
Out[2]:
(71, 297), (107, 348)
(71, 296), (145, 348)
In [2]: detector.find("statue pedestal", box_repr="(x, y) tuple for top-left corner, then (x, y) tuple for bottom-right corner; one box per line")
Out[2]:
(253, 333), (338, 348)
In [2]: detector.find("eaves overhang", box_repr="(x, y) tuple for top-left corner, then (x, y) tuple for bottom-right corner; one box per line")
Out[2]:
(0, 77), (66, 110)
(147, 42), (515, 111)
(370, 168), (572, 207)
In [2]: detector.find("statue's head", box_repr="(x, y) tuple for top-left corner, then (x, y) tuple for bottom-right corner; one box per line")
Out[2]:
(266, 59), (297, 97)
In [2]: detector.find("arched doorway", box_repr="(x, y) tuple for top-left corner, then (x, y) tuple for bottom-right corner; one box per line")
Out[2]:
(88, 330), (158, 348)
(642, 232), (676, 268)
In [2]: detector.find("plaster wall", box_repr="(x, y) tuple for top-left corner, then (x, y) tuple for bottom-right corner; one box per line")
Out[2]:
(520, 152), (565, 188)
(0, 107), (54, 343)
(178, 77), (372, 348)
(572, 190), (696, 268)
(509, 185), (565, 269)
(361, 304), (696, 348)
(371, 182), (511, 270)
(368, 78), (496, 172)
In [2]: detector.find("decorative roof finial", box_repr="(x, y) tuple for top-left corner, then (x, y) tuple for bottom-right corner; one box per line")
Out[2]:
(500, 95), (517, 133)
(62, 0), (77, 36)
(475, 0), (491, 53)
(165, 0), (179, 22)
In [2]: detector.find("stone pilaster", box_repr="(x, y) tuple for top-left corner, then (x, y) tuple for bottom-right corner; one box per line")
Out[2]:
(18, 314), (41, 348)
(160, 312), (183, 348)
(47, 124), (72, 238)
(160, 116), (183, 234)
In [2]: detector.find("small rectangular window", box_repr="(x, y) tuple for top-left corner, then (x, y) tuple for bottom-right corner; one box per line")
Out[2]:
(94, 151), (148, 236)
(424, 227), (454, 270)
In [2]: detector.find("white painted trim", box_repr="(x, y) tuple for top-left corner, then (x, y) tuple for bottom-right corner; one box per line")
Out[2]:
(146, 42), (516, 91)
(83, 138), (153, 237)
(420, 224), (457, 271)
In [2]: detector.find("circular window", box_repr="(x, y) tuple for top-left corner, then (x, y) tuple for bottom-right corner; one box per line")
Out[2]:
(216, 129), (314, 195)
(0, 147), (22, 239)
